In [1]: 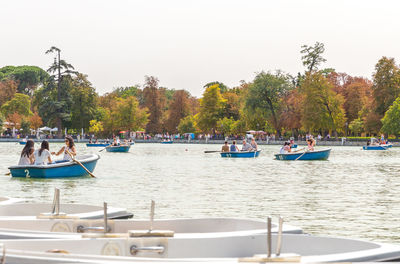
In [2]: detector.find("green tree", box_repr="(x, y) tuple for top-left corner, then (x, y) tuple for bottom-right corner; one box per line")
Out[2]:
(244, 71), (293, 137)
(70, 74), (98, 131)
(0, 66), (49, 95)
(300, 41), (327, 72)
(1, 93), (32, 117)
(301, 72), (346, 138)
(381, 97), (400, 137)
(196, 84), (226, 133)
(204, 81), (228, 93)
(112, 96), (149, 133)
(348, 118), (364, 136)
(178, 115), (197, 134)
(217, 117), (235, 136)
(45, 46), (77, 135)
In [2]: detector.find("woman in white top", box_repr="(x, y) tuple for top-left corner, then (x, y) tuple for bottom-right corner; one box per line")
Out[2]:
(34, 140), (52, 165)
(18, 139), (35, 165)
(52, 136), (76, 161)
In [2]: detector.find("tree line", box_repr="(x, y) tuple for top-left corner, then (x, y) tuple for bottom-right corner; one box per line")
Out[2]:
(1, 43), (400, 139)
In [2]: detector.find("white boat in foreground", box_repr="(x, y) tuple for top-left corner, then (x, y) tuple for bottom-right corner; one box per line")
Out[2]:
(0, 189), (132, 220)
(0, 217), (302, 239)
(1, 233), (400, 263)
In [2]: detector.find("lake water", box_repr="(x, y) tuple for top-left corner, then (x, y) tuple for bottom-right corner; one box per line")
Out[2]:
(0, 143), (399, 244)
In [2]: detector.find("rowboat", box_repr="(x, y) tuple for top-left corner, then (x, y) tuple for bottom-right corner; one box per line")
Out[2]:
(2, 232), (400, 263)
(19, 141), (27, 145)
(86, 143), (109, 147)
(275, 148), (331, 161)
(363, 144), (392, 150)
(0, 217), (302, 239)
(0, 203), (132, 220)
(221, 150), (261, 158)
(161, 140), (173, 144)
(8, 154), (99, 178)
(291, 144), (298, 148)
(105, 145), (130, 152)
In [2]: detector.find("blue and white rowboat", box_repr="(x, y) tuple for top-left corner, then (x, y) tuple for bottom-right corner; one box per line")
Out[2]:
(8, 154), (99, 178)
(19, 141), (27, 145)
(86, 143), (110, 147)
(275, 148), (331, 161)
(363, 144), (392, 150)
(161, 141), (173, 144)
(105, 145), (131, 152)
(220, 150), (261, 158)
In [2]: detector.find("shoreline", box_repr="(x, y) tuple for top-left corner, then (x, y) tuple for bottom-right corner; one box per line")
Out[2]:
(6, 138), (399, 147)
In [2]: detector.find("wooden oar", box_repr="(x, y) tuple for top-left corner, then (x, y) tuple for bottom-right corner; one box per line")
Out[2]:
(295, 150), (308, 161)
(204, 150), (220, 153)
(99, 145), (110, 152)
(65, 149), (96, 178)
(4, 172), (10, 176)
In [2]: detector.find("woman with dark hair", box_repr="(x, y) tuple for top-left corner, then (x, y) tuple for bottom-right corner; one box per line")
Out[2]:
(18, 139), (35, 165)
(34, 140), (52, 165)
(52, 136), (77, 161)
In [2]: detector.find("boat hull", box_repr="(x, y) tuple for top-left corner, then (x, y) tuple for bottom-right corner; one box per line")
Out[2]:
(8, 154), (99, 178)
(86, 143), (109, 147)
(161, 141), (173, 144)
(275, 149), (331, 160)
(221, 150), (261, 158)
(19, 141), (26, 145)
(106, 146), (131, 152)
(363, 144), (392, 150)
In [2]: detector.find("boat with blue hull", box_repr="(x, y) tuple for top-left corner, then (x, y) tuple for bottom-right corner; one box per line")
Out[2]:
(220, 150), (261, 158)
(8, 154), (99, 178)
(105, 145), (130, 152)
(161, 140), (173, 144)
(19, 141), (27, 145)
(275, 148), (331, 161)
(363, 144), (392, 150)
(86, 143), (110, 147)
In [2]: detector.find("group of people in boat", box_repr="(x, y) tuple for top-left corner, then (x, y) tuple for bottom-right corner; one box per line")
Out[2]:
(279, 138), (316, 154)
(221, 138), (258, 152)
(18, 136), (77, 166)
(366, 136), (389, 146)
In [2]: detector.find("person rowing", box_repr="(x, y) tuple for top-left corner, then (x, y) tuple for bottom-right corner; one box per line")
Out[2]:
(307, 138), (315, 151)
(241, 140), (253, 152)
(250, 138), (258, 151)
(51, 136), (76, 161)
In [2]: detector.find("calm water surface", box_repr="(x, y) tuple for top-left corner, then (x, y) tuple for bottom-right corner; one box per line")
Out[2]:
(0, 143), (400, 243)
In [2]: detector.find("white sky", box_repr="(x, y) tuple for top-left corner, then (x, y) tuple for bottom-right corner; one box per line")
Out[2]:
(1, 0), (399, 97)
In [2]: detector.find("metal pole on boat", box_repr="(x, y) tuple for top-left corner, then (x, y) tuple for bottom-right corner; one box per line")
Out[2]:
(267, 216), (272, 258)
(103, 202), (108, 234)
(51, 188), (60, 215)
(276, 216), (283, 256)
(150, 200), (155, 231)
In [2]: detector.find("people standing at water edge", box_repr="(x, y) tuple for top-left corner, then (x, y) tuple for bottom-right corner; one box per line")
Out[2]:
(250, 138), (258, 151)
(18, 139), (35, 165)
(221, 141), (229, 152)
(34, 141), (52, 165)
(51, 136), (76, 161)
(230, 140), (239, 152)
(241, 140), (253, 151)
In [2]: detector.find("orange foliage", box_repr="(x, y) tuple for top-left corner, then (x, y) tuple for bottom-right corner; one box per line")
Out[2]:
(29, 112), (43, 129)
